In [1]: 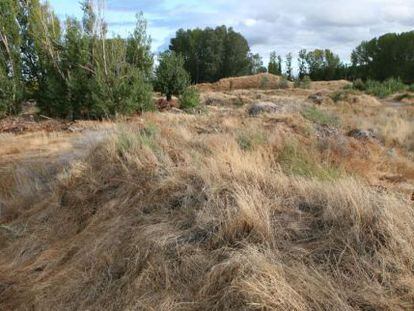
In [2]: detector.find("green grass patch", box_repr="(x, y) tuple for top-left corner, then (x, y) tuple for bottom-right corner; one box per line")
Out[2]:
(237, 131), (267, 151)
(278, 143), (342, 181)
(116, 123), (159, 155)
(302, 106), (340, 127)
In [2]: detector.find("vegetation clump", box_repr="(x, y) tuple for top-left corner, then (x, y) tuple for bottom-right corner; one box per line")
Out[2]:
(0, 1), (154, 119)
(155, 51), (190, 101)
(294, 75), (311, 89)
(302, 106), (340, 127)
(179, 87), (200, 110)
(350, 78), (408, 98)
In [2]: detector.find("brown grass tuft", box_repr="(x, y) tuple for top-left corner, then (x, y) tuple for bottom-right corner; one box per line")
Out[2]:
(0, 96), (413, 310)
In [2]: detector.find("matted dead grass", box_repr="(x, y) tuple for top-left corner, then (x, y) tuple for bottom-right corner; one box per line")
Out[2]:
(197, 73), (291, 92)
(0, 106), (413, 310)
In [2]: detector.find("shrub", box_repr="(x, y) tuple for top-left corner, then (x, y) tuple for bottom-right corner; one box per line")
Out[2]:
(179, 87), (200, 110)
(330, 89), (359, 103)
(260, 75), (269, 89)
(365, 78), (407, 98)
(278, 76), (289, 89)
(0, 73), (22, 118)
(352, 78), (365, 91)
(155, 51), (190, 101)
(294, 75), (311, 89)
(302, 106), (340, 127)
(408, 84), (414, 92)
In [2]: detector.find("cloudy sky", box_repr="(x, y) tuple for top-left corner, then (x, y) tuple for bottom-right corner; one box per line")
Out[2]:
(49, 0), (414, 64)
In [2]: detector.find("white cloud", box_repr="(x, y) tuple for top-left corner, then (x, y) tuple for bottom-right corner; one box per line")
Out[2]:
(50, 0), (414, 64)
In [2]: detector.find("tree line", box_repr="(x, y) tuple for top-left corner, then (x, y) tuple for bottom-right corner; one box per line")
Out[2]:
(1, 0), (413, 119)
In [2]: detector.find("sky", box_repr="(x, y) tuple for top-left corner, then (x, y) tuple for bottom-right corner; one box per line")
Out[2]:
(49, 0), (414, 65)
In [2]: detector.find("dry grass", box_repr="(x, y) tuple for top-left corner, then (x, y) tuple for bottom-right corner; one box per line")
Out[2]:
(0, 104), (413, 310)
(197, 73), (291, 92)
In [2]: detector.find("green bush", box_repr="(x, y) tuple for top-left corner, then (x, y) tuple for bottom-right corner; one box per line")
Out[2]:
(155, 51), (190, 101)
(365, 78), (407, 98)
(0, 73), (22, 118)
(302, 106), (340, 127)
(179, 87), (200, 110)
(408, 84), (414, 92)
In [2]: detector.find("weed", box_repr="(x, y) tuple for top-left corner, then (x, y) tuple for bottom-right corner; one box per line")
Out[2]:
(278, 76), (289, 89)
(365, 78), (407, 98)
(179, 87), (200, 111)
(260, 75), (269, 89)
(330, 89), (359, 103)
(233, 96), (245, 107)
(294, 76), (311, 89)
(302, 106), (340, 127)
(237, 130), (266, 151)
(352, 78), (366, 91)
(116, 123), (159, 155)
(278, 142), (342, 180)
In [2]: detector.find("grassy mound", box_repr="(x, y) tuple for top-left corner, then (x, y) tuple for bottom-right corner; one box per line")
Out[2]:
(1, 112), (413, 310)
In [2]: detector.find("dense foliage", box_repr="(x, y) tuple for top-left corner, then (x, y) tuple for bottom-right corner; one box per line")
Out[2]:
(155, 51), (190, 101)
(351, 31), (414, 83)
(352, 78), (408, 98)
(0, 0), (154, 119)
(268, 52), (282, 76)
(169, 26), (253, 83)
(179, 86), (200, 110)
(297, 49), (349, 81)
(0, 0), (25, 117)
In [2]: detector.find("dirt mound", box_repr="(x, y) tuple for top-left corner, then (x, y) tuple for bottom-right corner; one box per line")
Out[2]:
(197, 73), (292, 92)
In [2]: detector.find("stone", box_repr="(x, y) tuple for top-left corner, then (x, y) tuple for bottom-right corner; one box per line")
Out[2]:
(347, 128), (376, 140)
(248, 102), (281, 116)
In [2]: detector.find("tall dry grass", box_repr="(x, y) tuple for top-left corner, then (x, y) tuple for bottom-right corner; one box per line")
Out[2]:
(0, 110), (413, 310)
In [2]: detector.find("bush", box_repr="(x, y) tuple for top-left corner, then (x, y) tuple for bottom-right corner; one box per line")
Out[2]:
(365, 78), (407, 98)
(302, 106), (340, 127)
(179, 87), (200, 110)
(0, 74), (22, 118)
(330, 89), (359, 103)
(352, 78), (365, 91)
(294, 75), (311, 89)
(408, 84), (414, 92)
(155, 51), (190, 101)
(260, 75), (269, 89)
(278, 76), (289, 89)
